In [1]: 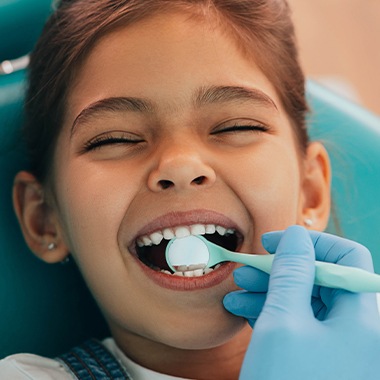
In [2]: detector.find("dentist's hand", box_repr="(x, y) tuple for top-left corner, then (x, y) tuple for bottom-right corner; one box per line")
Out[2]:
(224, 225), (380, 380)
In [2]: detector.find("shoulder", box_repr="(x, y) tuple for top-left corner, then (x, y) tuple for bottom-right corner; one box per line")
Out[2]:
(0, 353), (74, 379)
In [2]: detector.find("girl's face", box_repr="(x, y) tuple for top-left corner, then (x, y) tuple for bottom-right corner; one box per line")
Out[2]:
(38, 12), (329, 358)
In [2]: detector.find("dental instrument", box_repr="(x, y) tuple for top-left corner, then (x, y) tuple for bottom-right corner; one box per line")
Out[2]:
(165, 235), (380, 292)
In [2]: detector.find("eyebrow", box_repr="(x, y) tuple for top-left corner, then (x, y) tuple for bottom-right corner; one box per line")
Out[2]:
(70, 85), (278, 136)
(71, 96), (154, 136)
(194, 85), (279, 111)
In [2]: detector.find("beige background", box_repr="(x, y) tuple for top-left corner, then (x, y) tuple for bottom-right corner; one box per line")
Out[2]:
(288, 0), (380, 115)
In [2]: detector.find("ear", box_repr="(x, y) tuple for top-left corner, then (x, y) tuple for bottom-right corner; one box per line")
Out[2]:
(13, 171), (69, 263)
(297, 142), (331, 230)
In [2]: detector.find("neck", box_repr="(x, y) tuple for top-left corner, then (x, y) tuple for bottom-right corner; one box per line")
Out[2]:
(111, 324), (252, 380)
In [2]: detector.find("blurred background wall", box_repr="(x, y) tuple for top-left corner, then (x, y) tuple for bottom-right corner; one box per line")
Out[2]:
(288, 0), (380, 115)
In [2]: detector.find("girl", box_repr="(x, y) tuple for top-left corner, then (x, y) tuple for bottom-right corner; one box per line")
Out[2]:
(1, 0), (380, 378)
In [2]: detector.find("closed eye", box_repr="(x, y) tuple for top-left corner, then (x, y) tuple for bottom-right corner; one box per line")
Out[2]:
(211, 123), (269, 135)
(83, 131), (144, 152)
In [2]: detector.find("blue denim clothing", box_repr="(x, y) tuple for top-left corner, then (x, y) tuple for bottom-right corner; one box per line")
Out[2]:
(57, 339), (132, 380)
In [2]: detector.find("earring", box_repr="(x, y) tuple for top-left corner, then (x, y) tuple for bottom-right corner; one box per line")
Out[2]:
(47, 242), (57, 250)
(60, 256), (71, 265)
(304, 218), (313, 227)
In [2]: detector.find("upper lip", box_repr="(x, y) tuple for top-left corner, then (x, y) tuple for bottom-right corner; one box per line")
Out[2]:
(128, 209), (244, 251)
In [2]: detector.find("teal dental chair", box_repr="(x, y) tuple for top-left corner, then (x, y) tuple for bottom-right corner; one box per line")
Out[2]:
(1, 0), (380, 360)
(0, 0), (108, 359)
(0, 0), (52, 66)
(306, 82), (380, 261)
(0, 68), (109, 358)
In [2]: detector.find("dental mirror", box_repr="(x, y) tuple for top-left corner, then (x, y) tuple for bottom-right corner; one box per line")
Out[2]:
(166, 235), (210, 271)
(165, 235), (380, 293)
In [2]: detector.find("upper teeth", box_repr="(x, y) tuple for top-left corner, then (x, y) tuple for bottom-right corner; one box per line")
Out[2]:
(137, 224), (235, 247)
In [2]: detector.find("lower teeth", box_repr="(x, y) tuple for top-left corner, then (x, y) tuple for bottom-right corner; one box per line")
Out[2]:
(160, 264), (221, 277)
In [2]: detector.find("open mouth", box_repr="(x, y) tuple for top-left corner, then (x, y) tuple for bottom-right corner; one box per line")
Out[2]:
(135, 224), (241, 277)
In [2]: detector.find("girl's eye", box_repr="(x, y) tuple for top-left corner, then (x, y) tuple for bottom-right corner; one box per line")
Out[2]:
(82, 131), (144, 152)
(211, 123), (269, 135)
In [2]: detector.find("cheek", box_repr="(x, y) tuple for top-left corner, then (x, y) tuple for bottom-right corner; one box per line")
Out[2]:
(53, 160), (148, 314)
(222, 142), (302, 229)
(55, 159), (142, 260)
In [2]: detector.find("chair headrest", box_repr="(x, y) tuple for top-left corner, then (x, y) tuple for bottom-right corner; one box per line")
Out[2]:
(0, 0), (53, 61)
(307, 81), (380, 271)
(0, 69), (109, 359)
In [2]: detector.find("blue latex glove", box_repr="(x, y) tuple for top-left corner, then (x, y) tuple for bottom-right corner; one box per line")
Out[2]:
(224, 225), (380, 380)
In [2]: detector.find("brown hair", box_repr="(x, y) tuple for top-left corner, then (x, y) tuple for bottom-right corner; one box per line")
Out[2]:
(24, 0), (309, 183)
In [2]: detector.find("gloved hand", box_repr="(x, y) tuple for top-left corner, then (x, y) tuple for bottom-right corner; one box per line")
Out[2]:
(223, 225), (380, 380)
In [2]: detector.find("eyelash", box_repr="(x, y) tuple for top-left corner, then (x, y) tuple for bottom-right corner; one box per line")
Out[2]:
(83, 133), (144, 152)
(211, 123), (269, 135)
(82, 123), (268, 152)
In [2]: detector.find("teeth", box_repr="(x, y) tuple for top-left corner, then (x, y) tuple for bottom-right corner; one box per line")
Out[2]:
(174, 226), (191, 238)
(216, 226), (227, 235)
(193, 269), (204, 276)
(142, 236), (153, 246)
(188, 264), (205, 271)
(137, 223), (235, 248)
(173, 264), (205, 272)
(163, 228), (175, 240)
(136, 223), (236, 277)
(190, 224), (206, 235)
(162, 266), (216, 277)
(150, 231), (163, 245)
(205, 224), (216, 234)
(176, 265), (190, 272)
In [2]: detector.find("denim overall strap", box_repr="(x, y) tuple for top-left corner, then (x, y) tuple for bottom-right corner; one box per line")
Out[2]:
(57, 339), (132, 380)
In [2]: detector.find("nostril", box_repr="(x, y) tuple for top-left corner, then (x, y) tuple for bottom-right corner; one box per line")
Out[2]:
(192, 176), (206, 185)
(158, 179), (174, 189)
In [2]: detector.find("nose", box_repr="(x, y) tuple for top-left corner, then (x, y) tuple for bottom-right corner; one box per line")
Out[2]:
(147, 144), (216, 192)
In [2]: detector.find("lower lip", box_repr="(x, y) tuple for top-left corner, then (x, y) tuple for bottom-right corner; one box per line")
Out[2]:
(134, 257), (237, 291)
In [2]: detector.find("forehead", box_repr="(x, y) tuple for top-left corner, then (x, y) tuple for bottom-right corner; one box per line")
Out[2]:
(66, 10), (284, 124)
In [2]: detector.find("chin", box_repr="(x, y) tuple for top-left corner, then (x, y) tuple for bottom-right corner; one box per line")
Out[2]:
(159, 310), (248, 350)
